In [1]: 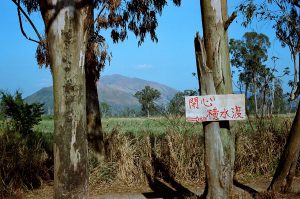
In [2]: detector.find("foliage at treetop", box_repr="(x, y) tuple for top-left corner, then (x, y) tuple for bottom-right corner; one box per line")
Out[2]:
(229, 32), (270, 102)
(18, 0), (182, 78)
(238, 0), (300, 99)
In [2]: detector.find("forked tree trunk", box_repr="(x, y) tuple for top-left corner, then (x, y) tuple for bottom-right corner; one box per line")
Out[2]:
(85, 8), (104, 158)
(199, 0), (234, 198)
(42, 1), (91, 198)
(268, 101), (300, 193)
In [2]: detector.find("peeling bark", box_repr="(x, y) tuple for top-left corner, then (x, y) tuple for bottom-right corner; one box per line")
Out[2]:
(199, 0), (234, 198)
(42, 1), (91, 198)
(195, 33), (227, 199)
(290, 53), (299, 100)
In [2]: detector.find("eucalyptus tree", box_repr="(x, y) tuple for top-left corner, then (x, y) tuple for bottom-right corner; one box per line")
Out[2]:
(195, 0), (237, 198)
(13, 0), (181, 198)
(15, 0), (182, 158)
(240, 0), (300, 100)
(239, 0), (300, 193)
(229, 32), (271, 116)
(257, 67), (275, 117)
(273, 79), (287, 114)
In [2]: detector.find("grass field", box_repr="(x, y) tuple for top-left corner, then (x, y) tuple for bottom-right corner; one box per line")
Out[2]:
(35, 116), (204, 135)
(1, 114), (299, 198)
(35, 114), (295, 136)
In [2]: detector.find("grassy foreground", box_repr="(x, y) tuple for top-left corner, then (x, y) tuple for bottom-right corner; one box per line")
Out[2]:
(36, 115), (298, 181)
(1, 115), (299, 197)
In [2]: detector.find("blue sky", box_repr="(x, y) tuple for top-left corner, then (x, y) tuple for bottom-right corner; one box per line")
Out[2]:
(0, 1), (293, 97)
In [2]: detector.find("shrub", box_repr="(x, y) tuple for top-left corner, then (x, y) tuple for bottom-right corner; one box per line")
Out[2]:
(0, 92), (52, 197)
(0, 91), (44, 136)
(0, 128), (51, 198)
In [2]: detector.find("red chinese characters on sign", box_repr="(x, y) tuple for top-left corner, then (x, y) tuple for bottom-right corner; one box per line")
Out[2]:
(186, 116), (208, 122)
(219, 108), (230, 119)
(207, 107), (219, 120)
(185, 94), (246, 122)
(231, 105), (243, 119)
(188, 97), (199, 109)
(200, 96), (215, 107)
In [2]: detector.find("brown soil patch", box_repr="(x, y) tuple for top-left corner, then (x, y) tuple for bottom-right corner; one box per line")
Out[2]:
(20, 177), (300, 199)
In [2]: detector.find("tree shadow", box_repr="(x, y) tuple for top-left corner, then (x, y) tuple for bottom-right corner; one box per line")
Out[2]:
(233, 178), (260, 198)
(142, 136), (199, 199)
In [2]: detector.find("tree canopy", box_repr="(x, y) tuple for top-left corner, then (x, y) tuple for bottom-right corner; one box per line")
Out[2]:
(134, 86), (160, 117)
(239, 0), (300, 99)
(17, 0), (182, 73)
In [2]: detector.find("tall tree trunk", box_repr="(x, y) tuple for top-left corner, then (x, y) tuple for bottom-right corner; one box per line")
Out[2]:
(261, 83), (267, 119)
(42, 1), (91, 198)
(268, 101), (300, 193)
(199, 0), (235, 197)
(147, 107), (150, 118)
(253, 75), (258, 117)
(245, 84), (249, 114)
(86, 64), (104, 158)
(270, 79), (275, 117)
(195, 33), (226, 199)
(291, 53), (298, 100)
(85, 8), (104, 158)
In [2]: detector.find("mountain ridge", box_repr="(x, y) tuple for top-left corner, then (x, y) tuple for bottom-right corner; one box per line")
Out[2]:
(25, 74), (178, 115)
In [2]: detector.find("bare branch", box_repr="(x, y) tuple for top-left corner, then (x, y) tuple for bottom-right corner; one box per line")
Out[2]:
(10, 0), (43, 45)
(94, 3), (108, 24)
(17, 0), (28, 40)
(224, 11), (237, 31)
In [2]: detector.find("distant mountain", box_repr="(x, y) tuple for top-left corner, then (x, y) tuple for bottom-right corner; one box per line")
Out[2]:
(25, 74), (178, 114)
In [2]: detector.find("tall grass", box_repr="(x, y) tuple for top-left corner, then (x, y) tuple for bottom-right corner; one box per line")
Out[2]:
(0, 125), (53, 198)
(2, 115), (299, 197)
(89, 116), (298, 188)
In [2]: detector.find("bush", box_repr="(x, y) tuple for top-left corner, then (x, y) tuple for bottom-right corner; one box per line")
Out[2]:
(0, 128), (51, 198)
(0, 91), (44, 136)
(0, 92), (52, 197)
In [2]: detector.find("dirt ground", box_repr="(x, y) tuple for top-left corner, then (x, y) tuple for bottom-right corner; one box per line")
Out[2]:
(21, 177), (300, 199)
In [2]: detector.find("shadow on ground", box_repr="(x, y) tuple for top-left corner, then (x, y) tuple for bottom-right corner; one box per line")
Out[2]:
(142, 137), (200, 199)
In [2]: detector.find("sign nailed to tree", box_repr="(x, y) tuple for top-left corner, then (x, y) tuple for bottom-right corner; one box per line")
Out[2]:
(185, 94), (246, 122)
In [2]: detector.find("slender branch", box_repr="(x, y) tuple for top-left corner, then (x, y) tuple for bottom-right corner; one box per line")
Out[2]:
(224, 11), (237, 31)
(232, 79), (242, 93)
(94, 3), (108, 24)
(10, 0), (43, 45)
(17, 0), (29, 40)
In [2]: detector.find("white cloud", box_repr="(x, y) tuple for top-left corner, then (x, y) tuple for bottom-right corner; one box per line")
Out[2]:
(135, 64), (153, 69)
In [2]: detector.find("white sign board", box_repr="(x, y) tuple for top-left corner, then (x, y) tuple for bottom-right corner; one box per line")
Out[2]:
(185, 94), (246, 122)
